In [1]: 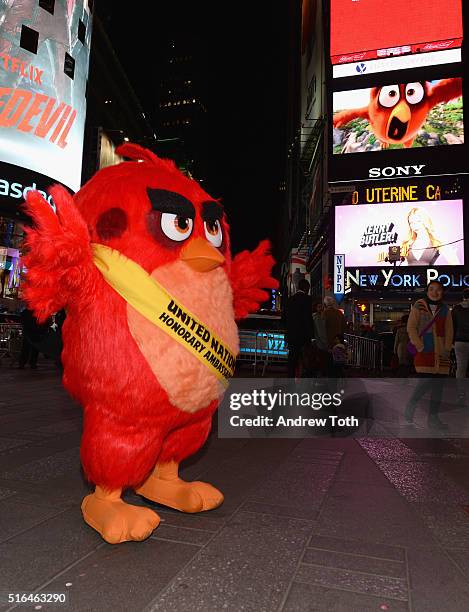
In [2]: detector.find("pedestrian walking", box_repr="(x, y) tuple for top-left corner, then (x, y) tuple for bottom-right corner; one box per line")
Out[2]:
(18, 308), (43, 369)
(323, 295), (346, 349)
(322, 295), (346, 376)
(393, 314), (412, 376)
(312, 303), (327, 349)
(312, 302), (330, 376)
(452, 288), (469, 401)
(405, 280), (454, 430)
(284, 279), (313, 377)
(331, 334), (349, 378)
(39, 310), (67, 371)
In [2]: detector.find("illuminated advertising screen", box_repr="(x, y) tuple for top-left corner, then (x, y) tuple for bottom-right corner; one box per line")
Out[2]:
(344, 267), (469, 292)
(0, 0), (93, 199)
(333, 78), (463, 154)
(330, 0), (463, 78)
(332, 176), (464, 207)
(0, 245), (20, 298)
(335, 200), (464, 267)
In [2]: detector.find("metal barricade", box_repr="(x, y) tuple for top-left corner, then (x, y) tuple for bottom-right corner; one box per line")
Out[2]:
(344, 333), (383, 373)
(237, 330), (258, 367)
(239, 330), (382, 375)
(0, 323), (23, 366)
(238, 329), (288, 376)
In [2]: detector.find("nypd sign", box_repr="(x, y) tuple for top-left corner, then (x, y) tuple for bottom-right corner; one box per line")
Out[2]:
(334, 254), (345, 302)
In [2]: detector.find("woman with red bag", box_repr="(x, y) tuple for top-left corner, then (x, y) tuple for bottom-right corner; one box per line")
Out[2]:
(404, 281), (454, 430)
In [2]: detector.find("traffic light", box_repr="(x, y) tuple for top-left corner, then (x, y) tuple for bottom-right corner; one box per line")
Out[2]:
(357, 302), (369, 314)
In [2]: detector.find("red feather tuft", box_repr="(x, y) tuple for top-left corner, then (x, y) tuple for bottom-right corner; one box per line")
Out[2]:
(115, 142), (160, 164)
(115, 142), (180, 176)
(22, 187), (97, 322)
(230, 240), (278, 320)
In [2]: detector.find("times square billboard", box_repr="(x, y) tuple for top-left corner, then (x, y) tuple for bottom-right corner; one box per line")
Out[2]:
(327, 0), (466, 184)
(330, 0), (463, 78)
(332, 176), (468, 297)
(327, 1), (467, 298)
(0, 0), (93, 215)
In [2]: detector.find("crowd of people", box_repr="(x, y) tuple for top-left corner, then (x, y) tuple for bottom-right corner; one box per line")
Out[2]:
(283, 279), (347, 378)
(0, 306), (65, 370)
(6, 283), (469, 417)
(283, 279), (469, 426)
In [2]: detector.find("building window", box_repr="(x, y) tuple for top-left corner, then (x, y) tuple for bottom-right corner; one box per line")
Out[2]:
(20, 25), (39, 54)
(39, 0), (55, 15)
(78, 19), (86, 44)
(64, 52), (75, 79)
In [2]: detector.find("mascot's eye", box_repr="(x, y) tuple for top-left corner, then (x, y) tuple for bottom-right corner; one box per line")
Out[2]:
(405, 82), (424, 105)
(160, 212), (193, 242)
(378, 85), (400, 108)
(204, 220), (223, 247)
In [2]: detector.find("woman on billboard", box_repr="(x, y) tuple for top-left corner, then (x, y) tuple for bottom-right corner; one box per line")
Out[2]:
(400, 207), (461, 266)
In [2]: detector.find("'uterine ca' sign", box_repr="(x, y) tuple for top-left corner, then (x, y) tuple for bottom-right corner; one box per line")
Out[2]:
(352, 183), (442, 204)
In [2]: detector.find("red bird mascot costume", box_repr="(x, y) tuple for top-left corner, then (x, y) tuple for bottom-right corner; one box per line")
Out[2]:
(22, 143), (277, 544)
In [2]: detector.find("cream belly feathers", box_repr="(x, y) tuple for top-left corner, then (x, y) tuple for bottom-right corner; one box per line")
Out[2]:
(127, 259), (239, 412)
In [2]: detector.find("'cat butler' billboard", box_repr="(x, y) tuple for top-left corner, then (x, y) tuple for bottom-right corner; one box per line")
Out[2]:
(0, 0), (93, 206)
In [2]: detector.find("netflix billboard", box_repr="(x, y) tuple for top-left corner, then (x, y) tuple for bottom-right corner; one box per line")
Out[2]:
(0, 0), (93, 203)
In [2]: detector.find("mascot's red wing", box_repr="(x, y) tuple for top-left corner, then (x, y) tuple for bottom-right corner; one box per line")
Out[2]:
(22, 186), (98, 322)
(230, 240), (278, 319)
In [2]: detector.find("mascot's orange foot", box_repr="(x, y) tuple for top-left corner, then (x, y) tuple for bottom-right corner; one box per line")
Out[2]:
(135, 476), (224, 513)
(81, 488), (160, 544)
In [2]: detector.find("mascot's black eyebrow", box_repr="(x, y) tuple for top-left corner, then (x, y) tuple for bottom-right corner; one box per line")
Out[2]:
(202, 201), (223, 222)
(147, 188), (195, 219)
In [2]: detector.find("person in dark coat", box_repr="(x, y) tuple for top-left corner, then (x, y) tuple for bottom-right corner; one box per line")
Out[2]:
(18, 308), (43, 369)
(394, 314), (411, 376)
(452, 288), (469, 399)
(284, 279), (313, 377)
(323, 295), (346, 349)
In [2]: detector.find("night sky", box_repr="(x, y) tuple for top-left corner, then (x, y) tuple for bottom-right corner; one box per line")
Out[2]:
(95, 2), (288, 257)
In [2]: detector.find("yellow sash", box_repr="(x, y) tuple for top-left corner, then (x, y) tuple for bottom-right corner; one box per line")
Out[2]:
(92, 244), (236, 385)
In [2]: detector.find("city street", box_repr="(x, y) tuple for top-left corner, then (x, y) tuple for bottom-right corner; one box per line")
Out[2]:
(0, 0), (467, 611)
(2, 364), (469, 611)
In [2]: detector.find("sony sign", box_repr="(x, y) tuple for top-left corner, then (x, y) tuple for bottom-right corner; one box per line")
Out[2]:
(369, 165), (426, 179)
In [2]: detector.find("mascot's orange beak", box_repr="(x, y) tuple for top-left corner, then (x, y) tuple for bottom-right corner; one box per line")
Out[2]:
(386, 101), (411, 141)
(181, 237), (225, 272)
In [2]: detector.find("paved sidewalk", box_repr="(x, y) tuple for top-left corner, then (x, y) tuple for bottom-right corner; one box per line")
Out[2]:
(2, 364), (469, 611)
